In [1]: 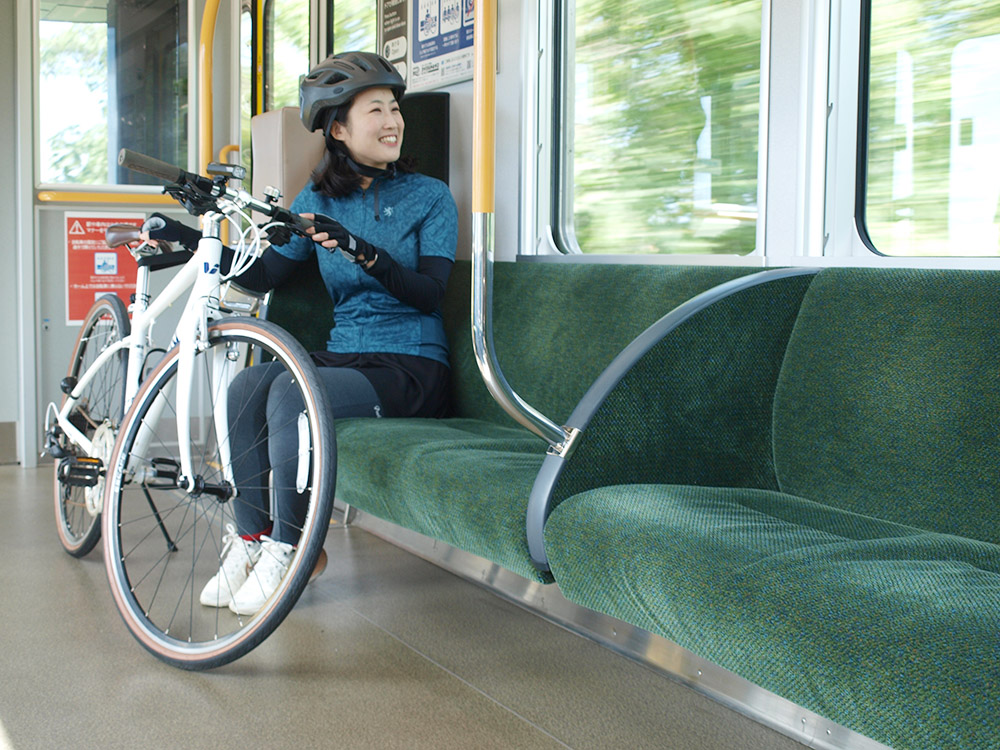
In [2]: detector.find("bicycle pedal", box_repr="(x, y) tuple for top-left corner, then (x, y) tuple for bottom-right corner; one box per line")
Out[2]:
(57, 456), (104, 488)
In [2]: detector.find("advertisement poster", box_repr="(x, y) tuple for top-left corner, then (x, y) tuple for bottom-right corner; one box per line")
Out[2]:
(65, 212), (143, 325)
(380, 0), (474, 92)
(381, 0), (410, 82)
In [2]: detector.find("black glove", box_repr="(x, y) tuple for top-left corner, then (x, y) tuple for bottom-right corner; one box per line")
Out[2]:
(308, 213), (380, 265)
(143, 213), (201, 251)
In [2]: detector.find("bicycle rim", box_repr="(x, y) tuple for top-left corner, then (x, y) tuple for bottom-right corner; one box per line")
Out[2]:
(55, 294), (129, 557)
(102, 318), (335, 669)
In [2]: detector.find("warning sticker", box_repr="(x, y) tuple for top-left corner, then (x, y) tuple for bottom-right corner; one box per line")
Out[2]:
(65, 212), (144, 325)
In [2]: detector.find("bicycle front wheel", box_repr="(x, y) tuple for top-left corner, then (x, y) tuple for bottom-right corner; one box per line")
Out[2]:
(54, 293), (129, 557)
(102, 317), (335, 669)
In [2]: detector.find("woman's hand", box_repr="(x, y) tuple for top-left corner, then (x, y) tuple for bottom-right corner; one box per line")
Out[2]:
(300, 213), (378, 268)
(139, 213), (201, 251)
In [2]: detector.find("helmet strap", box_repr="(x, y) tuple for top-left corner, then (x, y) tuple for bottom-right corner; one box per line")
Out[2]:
(344, 153), (396, 179)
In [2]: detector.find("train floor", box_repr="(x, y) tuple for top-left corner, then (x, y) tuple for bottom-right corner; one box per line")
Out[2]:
(1, 465), (809, 750)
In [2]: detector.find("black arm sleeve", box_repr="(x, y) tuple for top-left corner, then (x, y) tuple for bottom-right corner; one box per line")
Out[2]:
(218, 246), (304, 293)
(363, 251), (453, 314)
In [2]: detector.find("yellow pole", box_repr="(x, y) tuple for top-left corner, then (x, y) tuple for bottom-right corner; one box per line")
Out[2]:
(469, 0), (564, 447)
(472, 0), (496, 214)
(255, 0), (265, 115)
(218, 145), (241, 245)
(199, 0), (223, 175)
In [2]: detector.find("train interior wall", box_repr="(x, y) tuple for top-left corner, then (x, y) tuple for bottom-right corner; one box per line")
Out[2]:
(1, 0), (21, 463)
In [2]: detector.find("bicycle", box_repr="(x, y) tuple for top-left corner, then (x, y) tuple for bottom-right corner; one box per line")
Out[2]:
(44, 149), (336, 669)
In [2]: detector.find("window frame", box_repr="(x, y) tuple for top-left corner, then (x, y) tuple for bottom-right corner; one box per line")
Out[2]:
(541, 0), (769, 262)
(826, 0), (1000, 265)
(33, 0), (194, 190)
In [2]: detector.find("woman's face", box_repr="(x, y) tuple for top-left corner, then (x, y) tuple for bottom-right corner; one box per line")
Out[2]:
(331, 87), (404, 170)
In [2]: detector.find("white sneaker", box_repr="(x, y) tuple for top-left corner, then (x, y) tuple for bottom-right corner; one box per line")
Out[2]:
(228, 537), (295, 616)
(199, 523), (261, 608)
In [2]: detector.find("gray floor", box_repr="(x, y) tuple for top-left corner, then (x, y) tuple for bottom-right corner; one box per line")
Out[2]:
(1, 465), (808, 750)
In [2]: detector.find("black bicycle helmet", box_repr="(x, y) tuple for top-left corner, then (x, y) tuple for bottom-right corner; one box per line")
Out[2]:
(300, 51), (406, 132)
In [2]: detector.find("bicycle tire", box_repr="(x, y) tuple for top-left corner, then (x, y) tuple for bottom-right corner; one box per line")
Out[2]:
(102, 317), (336, 670)
(54, 293), (130, 557)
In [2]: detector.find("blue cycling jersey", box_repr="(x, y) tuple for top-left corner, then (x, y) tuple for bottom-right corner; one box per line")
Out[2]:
(277, 172), (458, 366)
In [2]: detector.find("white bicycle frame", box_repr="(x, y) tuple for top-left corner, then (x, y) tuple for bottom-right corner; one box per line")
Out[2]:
(47, 206), (253, 495)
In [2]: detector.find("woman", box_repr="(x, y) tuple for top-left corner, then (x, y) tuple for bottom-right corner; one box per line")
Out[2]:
(146, 51), (457, 615)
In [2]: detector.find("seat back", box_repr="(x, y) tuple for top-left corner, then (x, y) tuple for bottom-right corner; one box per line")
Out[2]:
(442, 262), (765, 425)
(773, 267), (1000, 544)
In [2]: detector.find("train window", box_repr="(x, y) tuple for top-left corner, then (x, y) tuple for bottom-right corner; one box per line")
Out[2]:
(259, 0), (376, 107)
(861, 1), (1000, 256)
(38, 0), (188, 186)
(262, 0), (310, 111)
(331, 0), (377, 52)
(559, 0), (761, 255)
(238, 0), (375, 178)
(239, 0), (311, 179)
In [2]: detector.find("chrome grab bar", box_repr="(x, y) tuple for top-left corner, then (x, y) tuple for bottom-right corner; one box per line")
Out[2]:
(471, 213), (568, 449)
(471, 0), (570, 453)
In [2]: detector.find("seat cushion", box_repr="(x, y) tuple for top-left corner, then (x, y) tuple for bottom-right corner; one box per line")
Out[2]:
(544, 483), (1000, 749)
(334, 417), (550, 581)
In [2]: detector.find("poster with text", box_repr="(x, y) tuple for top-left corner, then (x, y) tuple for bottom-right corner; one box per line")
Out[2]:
(381, 0), (410, 83)
(381, 0), (474, 92)
(65, 212), (144, 325)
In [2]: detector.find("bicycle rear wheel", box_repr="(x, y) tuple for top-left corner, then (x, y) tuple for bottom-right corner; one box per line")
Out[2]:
(102, 317), (335, 669)
(54, 293), (129, 557)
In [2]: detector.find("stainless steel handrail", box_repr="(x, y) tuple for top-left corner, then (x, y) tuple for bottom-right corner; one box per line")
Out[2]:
(471, 0), (569, 451)
(471, 214), (567, 447)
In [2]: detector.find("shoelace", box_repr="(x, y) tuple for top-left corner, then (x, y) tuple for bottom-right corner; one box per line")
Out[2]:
(253, 536), (295, 586)
(218, 524), (258, 574)
(219, 523), (240, 558)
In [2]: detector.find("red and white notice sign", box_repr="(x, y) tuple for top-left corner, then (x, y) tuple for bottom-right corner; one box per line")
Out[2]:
(65, 212), (144, 325)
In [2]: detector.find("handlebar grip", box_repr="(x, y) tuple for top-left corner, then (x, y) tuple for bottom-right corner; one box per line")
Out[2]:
(292, 214), (314, 231)
(117, 149), (186, 184)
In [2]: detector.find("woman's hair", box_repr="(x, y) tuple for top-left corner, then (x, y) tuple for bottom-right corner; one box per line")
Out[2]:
(311, 104), (415, 198)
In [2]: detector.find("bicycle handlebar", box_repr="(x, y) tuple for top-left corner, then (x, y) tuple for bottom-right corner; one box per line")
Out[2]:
(118, 148), (314, 236)
(118, 149), (192, 186)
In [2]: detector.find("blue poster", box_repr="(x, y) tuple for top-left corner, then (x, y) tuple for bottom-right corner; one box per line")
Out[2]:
(410, 0), (474, 90)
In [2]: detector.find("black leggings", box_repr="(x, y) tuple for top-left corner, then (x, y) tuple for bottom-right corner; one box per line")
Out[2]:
(227, 363), (381, 544)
